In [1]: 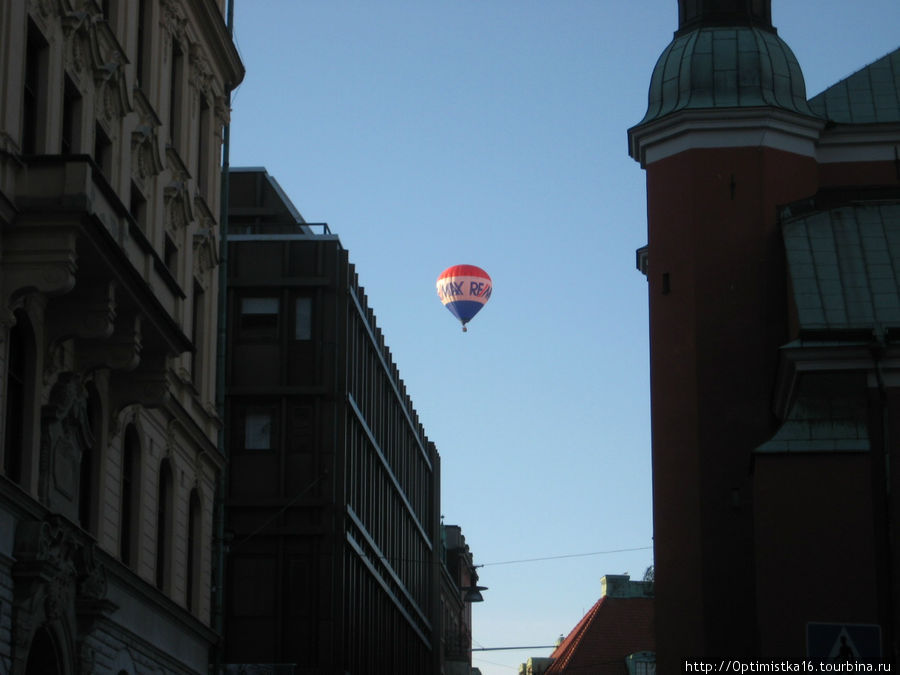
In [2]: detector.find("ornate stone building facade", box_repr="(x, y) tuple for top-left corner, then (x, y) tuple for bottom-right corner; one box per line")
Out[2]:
(0, 0), (242, 673)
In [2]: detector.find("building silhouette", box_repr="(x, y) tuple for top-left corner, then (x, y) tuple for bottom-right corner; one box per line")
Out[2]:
(629, 0), (899, 668)
(519, 574), (654, 675)
(0, 0), (243, 673)
(224, 168), (474, 674)
(440, 524), (482, 675)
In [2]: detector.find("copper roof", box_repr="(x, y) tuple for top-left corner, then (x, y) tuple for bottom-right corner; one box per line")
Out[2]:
(782, 202), (900, 334)
(639, 26), (813, 125)
(809, 47), (900, 123)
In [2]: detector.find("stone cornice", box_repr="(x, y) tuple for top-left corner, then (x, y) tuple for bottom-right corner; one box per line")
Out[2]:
(99, 545), (220, 646)
(629, 106), (900, 171)
(185, 0), (244, 91)
(816, 123), (900, 165)
(628, 107), (826, 167)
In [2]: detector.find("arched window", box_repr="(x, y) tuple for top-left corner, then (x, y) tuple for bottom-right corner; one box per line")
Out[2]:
(24, 626), (62, 675)
(120, 424), (141, 566)
(4, 309), (35, 487)
(186, 488), (201, 612)
(155, 459), (173, 591)
(79, 384), (102, 533)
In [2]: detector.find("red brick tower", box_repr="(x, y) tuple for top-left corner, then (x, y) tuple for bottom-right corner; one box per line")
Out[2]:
(628, 1), (824, 668)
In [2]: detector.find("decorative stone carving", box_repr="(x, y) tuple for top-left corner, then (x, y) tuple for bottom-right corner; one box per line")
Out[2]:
(98, 80), (117, 123)
(109, 355), (171, 419)
(31, 0), (58, 22)
(131, 124), (164, 184)
(12, 516), (117, 674)
(76, 312), (143, 373)
(165, 180), (193, 232)
(165, 417), (178, 456)
(45, 280), (117, 383)
(47, 280), (117, 346)
(69, 31), (91, 78)
(214, 95), (231, 131)
(39, 373), (94, 515)
(161, 0), (189, 44)
(0, 221), (79, 309)
(189, 47), (216, 102)
(193, 226), (218, 278)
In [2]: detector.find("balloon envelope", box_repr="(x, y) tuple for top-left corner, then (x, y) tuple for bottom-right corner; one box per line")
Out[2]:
(436, 265), (492, 329)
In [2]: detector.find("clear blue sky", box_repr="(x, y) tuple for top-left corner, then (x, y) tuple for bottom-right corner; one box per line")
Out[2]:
(227, 2), (900, 672)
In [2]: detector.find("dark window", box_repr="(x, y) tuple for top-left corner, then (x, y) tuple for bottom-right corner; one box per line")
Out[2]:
(94, 123), (112, 177)
(62, 77), (82, 154)
(239, 297), (279, 339)
(120, 425), (141, 566)
(196, 98), (210, 197)
(136, 0), (152, 91)
(24, 627), (62, 675)
(78, 386), (101, 532)
(164, 234), (178, 277)
(23, 21), (48, 154)
(169, 42), (183, 148)
(191, 281), (205, 385)
(3, 314), (27, 484)
(186, 489), (201, 612)
(129, 182), (147, 232)
(155, 459), (173, 590)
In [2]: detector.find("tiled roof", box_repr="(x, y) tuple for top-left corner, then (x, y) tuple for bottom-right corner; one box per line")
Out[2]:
(808, 48), (900, 123)
(545, 596), (654, 674)
(781, 202), (900, 333)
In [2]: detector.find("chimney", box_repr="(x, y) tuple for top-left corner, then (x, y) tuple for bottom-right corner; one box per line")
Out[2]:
(601, 574), (654, 599)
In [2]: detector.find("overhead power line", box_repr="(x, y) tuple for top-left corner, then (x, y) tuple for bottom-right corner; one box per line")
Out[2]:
(472, 645), (558, 652)
(479, 545), (652, 567)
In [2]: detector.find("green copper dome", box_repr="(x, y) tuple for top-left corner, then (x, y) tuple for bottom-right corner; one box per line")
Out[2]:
(639, 26), (814, 125)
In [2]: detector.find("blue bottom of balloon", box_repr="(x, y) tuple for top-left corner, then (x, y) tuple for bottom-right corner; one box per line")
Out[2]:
(444, 300), (485, 330)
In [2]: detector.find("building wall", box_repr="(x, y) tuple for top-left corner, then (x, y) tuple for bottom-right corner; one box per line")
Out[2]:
(0, 0), (242, 672)
(753, 452), (881, 656)
(644, 144), (818, 663)
(633, 46), (900, 670)
(225, 173), (441, 674)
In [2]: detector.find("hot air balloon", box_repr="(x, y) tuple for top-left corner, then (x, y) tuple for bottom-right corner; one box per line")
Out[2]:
(436, 264), (492, 332)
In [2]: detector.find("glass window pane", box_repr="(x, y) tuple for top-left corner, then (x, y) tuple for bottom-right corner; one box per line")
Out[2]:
(245, 412), (272, 449)
(295, 297), (311, 340)
(239, 297), (279, 338)
(242, 297), (279, 315)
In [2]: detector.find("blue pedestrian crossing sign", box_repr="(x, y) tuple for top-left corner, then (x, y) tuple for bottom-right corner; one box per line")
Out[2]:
(807, 623), (882, 663)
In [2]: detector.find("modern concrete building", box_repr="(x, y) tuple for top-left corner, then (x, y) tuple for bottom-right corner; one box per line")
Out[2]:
(629, 0), (899, 667)
(223, 168), (450, 674)
(0, 0), (243, 672)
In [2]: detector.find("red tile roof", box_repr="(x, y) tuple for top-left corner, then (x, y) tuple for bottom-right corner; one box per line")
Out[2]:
(545, 595), (654, 674)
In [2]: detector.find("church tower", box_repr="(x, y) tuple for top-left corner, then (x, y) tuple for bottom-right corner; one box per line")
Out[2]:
(628, 1), (824, 667)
